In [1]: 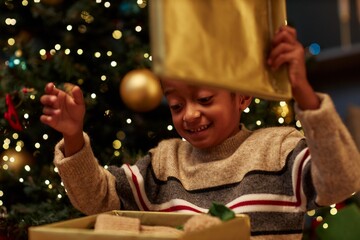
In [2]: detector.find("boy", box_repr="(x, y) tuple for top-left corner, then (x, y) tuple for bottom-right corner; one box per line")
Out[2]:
(40, 26), (360, 239)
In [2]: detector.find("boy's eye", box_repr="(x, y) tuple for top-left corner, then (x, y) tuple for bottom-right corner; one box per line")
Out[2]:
(169, 103), (183, 112)
(198, 96), (213, 104)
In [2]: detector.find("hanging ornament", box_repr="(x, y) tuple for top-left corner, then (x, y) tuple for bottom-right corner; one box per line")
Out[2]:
(4, 94), (23, 131)
(22, 87), (36, 94)
(120, 69), (163, 112)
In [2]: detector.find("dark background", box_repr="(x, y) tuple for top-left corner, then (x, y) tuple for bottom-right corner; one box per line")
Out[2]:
(287, 0), (360, 119)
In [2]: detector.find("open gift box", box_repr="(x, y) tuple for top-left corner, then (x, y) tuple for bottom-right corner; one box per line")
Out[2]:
(28, 210), (250, 240)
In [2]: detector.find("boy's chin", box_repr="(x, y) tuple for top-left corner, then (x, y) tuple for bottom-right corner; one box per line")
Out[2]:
(186, 139), (217, 150)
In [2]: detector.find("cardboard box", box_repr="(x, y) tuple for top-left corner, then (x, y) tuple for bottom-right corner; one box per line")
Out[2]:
(149, 0), (291, 101)
(29, 210), (250, 240)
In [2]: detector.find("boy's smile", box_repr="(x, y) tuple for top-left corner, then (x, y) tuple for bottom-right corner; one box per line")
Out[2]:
(185, 123), (211, 134)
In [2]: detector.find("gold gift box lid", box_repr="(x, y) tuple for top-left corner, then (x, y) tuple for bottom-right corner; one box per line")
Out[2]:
(149, 0), (291, 101)
(29, 210), (250, 240)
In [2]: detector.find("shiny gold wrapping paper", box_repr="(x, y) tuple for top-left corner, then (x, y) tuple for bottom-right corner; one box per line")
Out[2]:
(150, 0), (291, 100)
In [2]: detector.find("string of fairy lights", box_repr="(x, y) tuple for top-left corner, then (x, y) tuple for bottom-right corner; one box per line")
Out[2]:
(0, 0), (351, 235)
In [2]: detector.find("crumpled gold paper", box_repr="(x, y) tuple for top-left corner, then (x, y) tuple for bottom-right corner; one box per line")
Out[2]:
(149, 0), (291, 100)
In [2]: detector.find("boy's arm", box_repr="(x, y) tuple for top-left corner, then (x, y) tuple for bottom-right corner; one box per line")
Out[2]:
(41, 84), (119, 214)
(268, 26), (360, 204)
(54, 133), (121, 215)
(296, 93), (360, 206)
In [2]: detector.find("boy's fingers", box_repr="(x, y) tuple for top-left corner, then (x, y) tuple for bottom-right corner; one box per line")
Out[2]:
(281, 25), (297, 37)
(273, 31), (295, 47)
(40, 95), (58, 108)
(271, 52), (292, 70)
(270, 44), (304, 70)
(42, 106), (59, 116)
(71, 86), (84, 106)
(40, 95), (52, 106)
(45, 82), (60, 95)
(273, 27), (297, 47)
(276, 25), (297, 39)
(40, 115), (53, 125)
(267, 43), (293, 66)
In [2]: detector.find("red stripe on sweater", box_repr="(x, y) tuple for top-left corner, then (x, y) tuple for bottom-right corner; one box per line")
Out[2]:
(229, 149), (310, 210)
(159, 205), (203, 213)
(295, 149), (310, 206)
(126, 164), (203, 213)
(125, 164), (149, 211)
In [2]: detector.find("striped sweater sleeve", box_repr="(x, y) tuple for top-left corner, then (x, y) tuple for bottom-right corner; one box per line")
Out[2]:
(296, 93), (360, 206)
(53, 133), (120, 215)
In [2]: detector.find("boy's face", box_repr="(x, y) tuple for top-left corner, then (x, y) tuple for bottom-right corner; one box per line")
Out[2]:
(162, 79), (247, 149)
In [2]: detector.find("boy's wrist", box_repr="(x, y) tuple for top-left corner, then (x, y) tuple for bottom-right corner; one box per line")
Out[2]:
(63, 130), (85, 157)
(292, 83), (320, 111)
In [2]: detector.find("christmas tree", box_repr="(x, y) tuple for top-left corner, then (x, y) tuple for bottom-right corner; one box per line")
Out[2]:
(0, 1), (300, 239)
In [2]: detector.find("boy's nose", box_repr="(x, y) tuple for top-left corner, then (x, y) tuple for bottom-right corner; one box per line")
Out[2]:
(183, 106), (201, 122)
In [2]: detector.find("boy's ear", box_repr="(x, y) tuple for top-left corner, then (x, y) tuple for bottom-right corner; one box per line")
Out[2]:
(239, 95), (253, 111)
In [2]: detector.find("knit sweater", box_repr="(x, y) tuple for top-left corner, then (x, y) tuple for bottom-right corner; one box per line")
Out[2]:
(54, 93), (360, 240)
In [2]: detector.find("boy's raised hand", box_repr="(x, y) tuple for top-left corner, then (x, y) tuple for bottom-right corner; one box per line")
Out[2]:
(267, 25), (320, 110)
(40, 82), (85, 137)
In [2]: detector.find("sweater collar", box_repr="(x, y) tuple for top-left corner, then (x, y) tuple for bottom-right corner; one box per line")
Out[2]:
(191, 125), (252, 162)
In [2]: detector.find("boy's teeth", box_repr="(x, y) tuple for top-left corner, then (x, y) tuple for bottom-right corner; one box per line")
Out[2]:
(190, 125), (208, 133)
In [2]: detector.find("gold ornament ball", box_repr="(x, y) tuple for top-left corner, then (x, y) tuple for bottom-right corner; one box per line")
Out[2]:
(120, 69), (163, 112)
